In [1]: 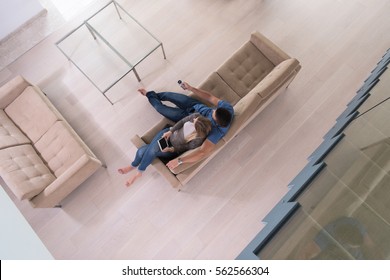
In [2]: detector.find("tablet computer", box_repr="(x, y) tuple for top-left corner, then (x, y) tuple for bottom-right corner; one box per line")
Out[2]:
(158, 138), (170, 151)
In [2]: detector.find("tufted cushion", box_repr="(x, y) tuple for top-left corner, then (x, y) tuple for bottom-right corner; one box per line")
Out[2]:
(198, 72), (241, 106)
(34, 121), (88, 177)
(0, 144), (55, 200)
(217, 41), (275, 97)
(0, 110), (30, 149)
(4, 86), (60, 143)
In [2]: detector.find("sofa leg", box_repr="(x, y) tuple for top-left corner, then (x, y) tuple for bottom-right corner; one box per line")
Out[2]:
(54, 204), (62, 208)
(285, 71), (299, 89)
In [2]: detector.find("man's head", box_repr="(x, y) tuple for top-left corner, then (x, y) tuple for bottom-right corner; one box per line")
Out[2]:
(212, 108), (232, 127)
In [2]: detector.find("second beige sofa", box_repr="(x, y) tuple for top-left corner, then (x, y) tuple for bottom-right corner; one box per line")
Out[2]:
(131, 31), (301, 188)
(0, 76), (103, 208)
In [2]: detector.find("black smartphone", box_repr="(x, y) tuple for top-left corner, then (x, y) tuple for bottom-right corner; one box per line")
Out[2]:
(158, 138), (169, 151)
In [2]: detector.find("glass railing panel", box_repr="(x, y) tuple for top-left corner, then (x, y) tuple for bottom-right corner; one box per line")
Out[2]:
(239, 40), (390, 261)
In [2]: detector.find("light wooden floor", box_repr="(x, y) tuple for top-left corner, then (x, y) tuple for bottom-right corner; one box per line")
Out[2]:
(1, 0), (390, 259)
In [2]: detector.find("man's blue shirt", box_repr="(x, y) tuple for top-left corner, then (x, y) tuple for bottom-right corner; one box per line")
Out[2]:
(193, 100), (234, 144)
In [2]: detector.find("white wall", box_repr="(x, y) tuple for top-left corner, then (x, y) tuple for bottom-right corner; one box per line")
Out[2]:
(0, 0), (45, 41)
(0, 187), (53, 259)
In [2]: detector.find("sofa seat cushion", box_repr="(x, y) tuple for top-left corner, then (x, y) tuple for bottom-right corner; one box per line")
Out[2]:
(255, 58), (300, 99)
(217, 41), (275, 97)
(4, 86), (60, 143)
(34, 121), (88, 177)
(0, 144), (56, 200)
(223, 91), (265, 142)
(0, 110), (30, 149)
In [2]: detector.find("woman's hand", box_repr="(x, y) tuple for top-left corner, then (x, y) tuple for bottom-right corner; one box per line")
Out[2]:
(162, 131), (172, 140)
(162, 147), (175, 153)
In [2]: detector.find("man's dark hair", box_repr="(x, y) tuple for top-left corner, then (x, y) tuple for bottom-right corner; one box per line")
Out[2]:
(215, 108), (232, 127)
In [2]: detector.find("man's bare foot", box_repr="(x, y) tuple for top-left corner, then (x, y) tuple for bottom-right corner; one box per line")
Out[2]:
(118, 166), (134, 174)
(138, 88), (147, 96)
(125, 172), (142, 187)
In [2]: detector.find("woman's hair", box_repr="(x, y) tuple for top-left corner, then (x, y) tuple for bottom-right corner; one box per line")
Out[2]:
(186, 116), (212, 142)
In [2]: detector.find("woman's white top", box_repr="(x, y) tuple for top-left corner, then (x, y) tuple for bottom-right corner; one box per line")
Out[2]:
(183, 121), (196, 138)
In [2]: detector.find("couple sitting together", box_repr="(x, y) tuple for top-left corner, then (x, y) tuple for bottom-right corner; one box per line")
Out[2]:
(118, 81), (234, 186)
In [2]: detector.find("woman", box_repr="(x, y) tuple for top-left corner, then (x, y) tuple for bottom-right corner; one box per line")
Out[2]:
(118, 113), (212, 186)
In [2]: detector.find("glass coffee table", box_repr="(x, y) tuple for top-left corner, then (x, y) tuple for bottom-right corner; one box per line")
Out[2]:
(56, 1), (166, 104)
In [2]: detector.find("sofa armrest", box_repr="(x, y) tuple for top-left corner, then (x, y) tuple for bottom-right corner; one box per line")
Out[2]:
(0, 75), (31, 109)
(29, 154), (101, 208)
(141, 118), (174, 144)
(250, 31), (291, 65)
(151, 158), (182, 189)
(131, 134), (146, 148)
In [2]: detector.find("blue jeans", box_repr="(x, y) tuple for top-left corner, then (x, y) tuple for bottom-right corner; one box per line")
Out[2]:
(146, 91), (202, 122)
(131, 128), (178, 171)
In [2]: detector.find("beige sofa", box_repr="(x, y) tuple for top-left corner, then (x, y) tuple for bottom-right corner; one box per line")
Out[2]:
(131, 31), (301, 188)
(0, 76), (103, 208)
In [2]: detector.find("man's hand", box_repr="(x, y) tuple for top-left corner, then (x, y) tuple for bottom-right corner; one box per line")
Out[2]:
(182, 82), (220, 106)
(166, 158), (180, 169)
(181, 81), (190, 90)
(166, 139), (215, 170)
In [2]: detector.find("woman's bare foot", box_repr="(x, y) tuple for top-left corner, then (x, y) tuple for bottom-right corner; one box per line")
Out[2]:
(125, 172), (142, 187)
(138, 88), (147, 96)
(118, 166), (134, 174)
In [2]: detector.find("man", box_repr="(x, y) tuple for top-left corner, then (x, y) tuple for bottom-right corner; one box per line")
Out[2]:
(138, 81), (234, 169)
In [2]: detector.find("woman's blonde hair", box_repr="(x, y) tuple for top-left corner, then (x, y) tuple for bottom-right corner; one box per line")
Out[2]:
(186, 116), (212, 142)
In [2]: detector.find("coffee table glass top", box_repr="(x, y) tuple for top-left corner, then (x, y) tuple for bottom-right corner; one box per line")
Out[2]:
(56, 1), (165, 103)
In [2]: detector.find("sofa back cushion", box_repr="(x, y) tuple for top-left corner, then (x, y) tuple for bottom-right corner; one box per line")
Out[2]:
(34, 121), (88, 177)
(217, 41), (275, 98)
(4, 86), (60, 143)
(198, 72), (241, 106)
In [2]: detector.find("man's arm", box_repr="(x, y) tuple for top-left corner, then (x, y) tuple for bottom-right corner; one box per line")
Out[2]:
(166, 139), (215, 169)
(182, 82), (220, 107)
